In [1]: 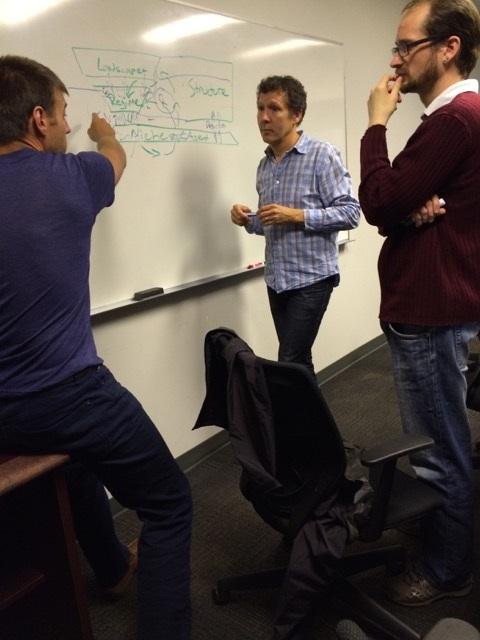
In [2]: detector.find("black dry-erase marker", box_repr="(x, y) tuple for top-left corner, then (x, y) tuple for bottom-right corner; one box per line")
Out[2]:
(133, 287), (164, 301)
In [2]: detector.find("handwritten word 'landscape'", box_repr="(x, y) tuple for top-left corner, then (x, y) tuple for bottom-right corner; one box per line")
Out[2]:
(72, 47), (238, 158)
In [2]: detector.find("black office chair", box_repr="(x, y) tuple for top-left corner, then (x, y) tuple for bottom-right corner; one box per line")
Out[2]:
(194, 327), (445, 640)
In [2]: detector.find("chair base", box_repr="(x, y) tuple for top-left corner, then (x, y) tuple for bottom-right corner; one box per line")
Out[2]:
(332, 545), (420, 640)
(338, 545), (405, 577)
(331, 575), (420, 640)
(213, 567), (286, 605)
(212, 544), (426, 640)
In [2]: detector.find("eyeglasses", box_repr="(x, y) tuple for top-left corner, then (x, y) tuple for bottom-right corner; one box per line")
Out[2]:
(391, 36), (446, 58)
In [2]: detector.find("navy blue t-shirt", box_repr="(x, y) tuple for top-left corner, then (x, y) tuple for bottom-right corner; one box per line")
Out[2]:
(0, 148), (115, 395)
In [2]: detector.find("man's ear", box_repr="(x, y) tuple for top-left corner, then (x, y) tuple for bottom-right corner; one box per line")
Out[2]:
(30, 105), (48, 137)
(444, 35), (461, 64)
(292, 111), (303, 125)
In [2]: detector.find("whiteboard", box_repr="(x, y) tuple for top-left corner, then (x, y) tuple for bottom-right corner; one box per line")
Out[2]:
(2, 0), (346, 311)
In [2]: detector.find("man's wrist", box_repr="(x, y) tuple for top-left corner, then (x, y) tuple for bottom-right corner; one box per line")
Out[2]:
(368, 116), (388, 127)
(296, 209), (305, 224)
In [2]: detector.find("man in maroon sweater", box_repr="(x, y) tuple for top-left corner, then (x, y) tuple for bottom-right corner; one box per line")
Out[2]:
(360, 0), (480, 606)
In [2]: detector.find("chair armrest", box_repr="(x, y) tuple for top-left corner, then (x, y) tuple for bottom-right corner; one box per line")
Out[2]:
(361, 434), (434, 467)
(357, 434), (434, 542)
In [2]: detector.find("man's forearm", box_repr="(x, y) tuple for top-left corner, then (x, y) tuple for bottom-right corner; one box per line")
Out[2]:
(96, 136), (126, 185)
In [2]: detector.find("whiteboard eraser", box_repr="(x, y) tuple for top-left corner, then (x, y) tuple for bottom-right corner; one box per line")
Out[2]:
(133, 287), (164, 301)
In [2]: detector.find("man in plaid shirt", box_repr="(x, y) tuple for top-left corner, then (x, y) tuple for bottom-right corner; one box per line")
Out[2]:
(231, 75), (360, 377)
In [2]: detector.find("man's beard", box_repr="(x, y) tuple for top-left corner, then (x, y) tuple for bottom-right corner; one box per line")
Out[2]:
(401, 54), (439, 96)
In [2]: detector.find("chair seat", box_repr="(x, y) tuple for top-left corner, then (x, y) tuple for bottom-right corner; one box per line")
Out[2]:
(384, 470), (443, 530)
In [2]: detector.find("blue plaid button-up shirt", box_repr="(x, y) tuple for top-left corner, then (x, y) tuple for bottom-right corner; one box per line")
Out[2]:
(247, 132), (360, 293)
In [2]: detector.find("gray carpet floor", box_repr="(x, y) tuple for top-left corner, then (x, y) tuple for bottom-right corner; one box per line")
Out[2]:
(6, 342), (480, 639)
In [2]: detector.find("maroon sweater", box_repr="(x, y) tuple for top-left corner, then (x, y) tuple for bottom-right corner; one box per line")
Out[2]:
(360, 92), (480, 325)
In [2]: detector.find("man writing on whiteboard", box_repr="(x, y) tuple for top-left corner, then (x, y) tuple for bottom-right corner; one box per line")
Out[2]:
(0, 55), (191, 639)
(360, 0), (480, 606)
(231, 75), (360, 378)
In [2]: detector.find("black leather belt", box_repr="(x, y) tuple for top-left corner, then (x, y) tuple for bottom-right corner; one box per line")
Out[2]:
(59, 365), (100, 386)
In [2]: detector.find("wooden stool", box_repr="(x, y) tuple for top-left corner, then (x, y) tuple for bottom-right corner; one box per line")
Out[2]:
(0, 453), (94, 639)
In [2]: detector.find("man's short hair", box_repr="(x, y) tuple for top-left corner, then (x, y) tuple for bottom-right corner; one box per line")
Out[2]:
(256, 75), (307, 123)
(0, 55), (68, 144)
(402, 0), (480, 76)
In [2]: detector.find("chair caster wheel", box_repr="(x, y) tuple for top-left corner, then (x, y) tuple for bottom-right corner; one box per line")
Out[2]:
(212, 587), (230, 605)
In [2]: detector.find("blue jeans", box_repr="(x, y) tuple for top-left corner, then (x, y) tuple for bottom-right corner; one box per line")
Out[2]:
(382, 321), (480, 588)
(0, 365), (192, 639)
(267, 276), (338, 377)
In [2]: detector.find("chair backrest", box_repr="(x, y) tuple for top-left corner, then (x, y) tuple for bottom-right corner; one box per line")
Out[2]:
(195, 327), (349, 538)
(259, 357), (346, 493)
(253, 357), (349, 537)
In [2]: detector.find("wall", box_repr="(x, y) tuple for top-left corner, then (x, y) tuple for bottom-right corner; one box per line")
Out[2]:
(92, 0), (424, 458)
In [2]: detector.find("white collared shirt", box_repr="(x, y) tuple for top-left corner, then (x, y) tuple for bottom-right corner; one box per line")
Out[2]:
(424, 78), (479, 117)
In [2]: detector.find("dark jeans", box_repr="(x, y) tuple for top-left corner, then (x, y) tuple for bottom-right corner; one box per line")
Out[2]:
(63, 460), (131, 588)
(0, 364), (192, 639)
(267, 276), (338, 377)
